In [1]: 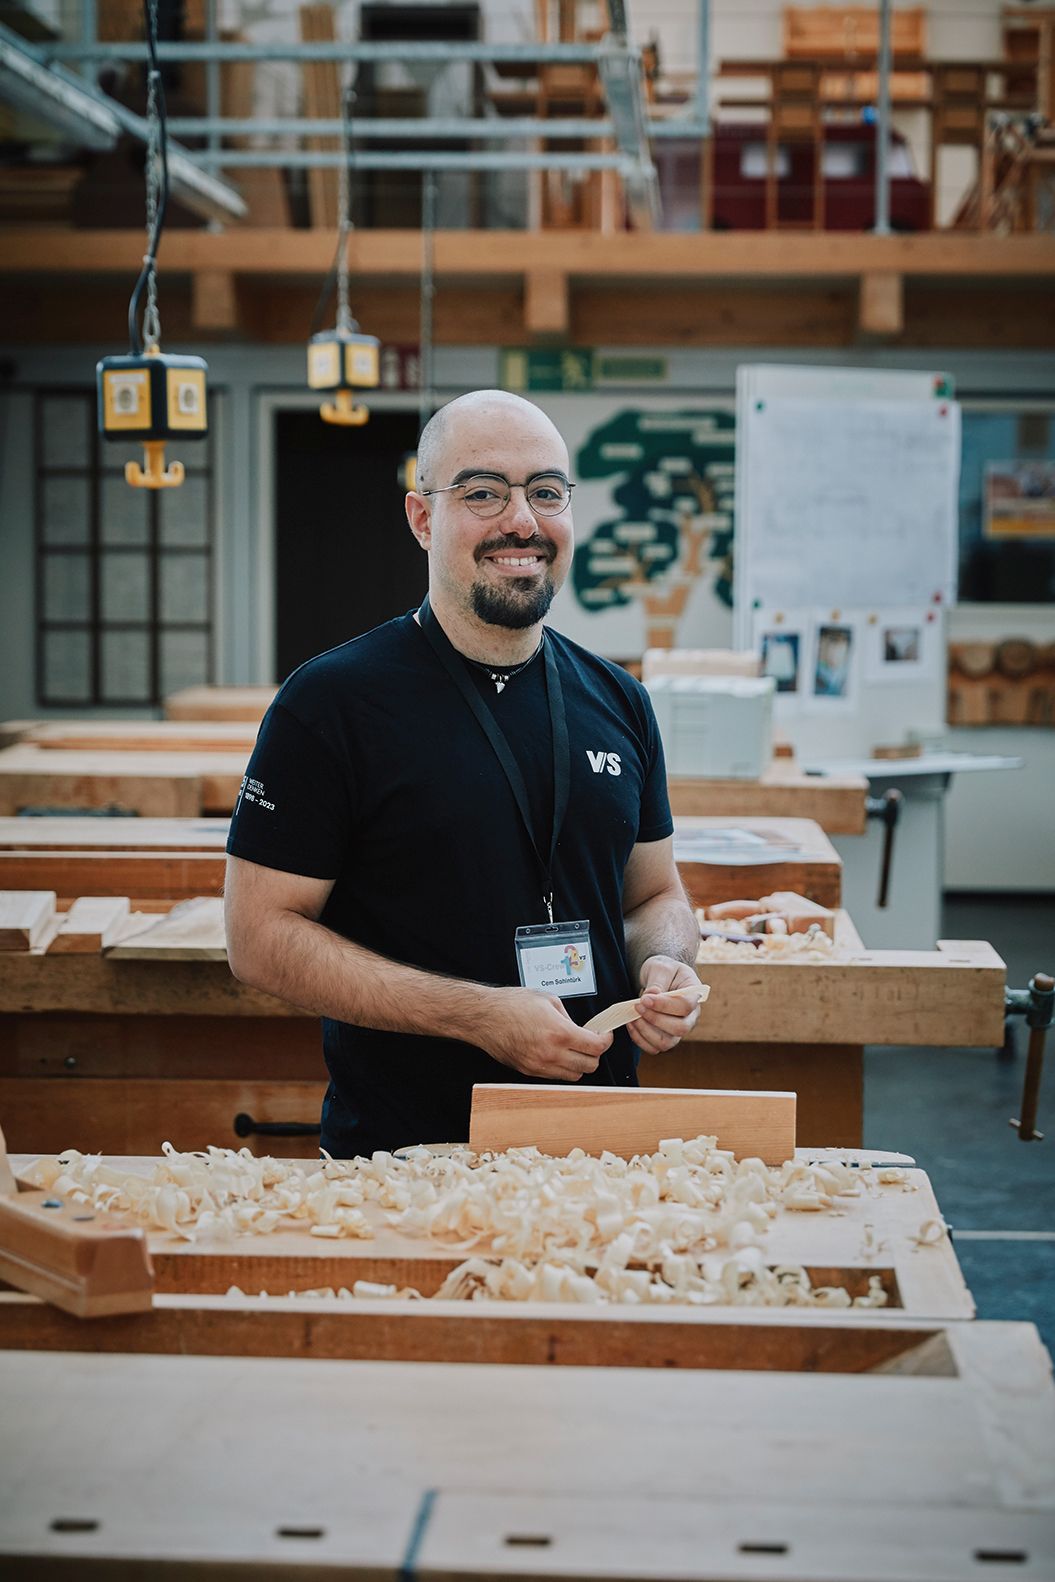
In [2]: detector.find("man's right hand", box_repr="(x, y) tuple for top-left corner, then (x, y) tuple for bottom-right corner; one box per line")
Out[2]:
(482, 987), (613, 1081)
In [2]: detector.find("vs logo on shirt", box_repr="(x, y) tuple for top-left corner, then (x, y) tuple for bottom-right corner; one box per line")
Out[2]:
(587, 750), (622, 776)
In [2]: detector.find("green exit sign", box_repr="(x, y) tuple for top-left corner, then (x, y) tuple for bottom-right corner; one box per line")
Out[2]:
(501, 348), (668, 392)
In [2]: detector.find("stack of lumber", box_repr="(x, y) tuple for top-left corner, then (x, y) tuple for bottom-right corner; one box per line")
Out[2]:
(0, 816), (227, 907)
(163, 684), (276, 721)
(0, 891), (224, 959)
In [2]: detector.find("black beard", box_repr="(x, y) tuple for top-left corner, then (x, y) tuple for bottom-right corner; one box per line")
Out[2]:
(470, 574), (556, 629)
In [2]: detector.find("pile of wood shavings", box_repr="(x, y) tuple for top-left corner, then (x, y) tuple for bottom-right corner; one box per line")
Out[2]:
(696, 931), (836, 964)
(23, 1138), (897, 1309)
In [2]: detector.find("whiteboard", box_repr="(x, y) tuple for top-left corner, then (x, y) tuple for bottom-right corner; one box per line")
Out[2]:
(736, 394), (960, 619)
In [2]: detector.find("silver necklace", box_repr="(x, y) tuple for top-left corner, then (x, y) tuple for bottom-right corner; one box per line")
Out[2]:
(464, 633), (544, 693)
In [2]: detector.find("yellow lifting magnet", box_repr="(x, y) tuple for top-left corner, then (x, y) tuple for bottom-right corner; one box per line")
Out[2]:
(97, 346), (208, 489)
(308, 328), (380, 426)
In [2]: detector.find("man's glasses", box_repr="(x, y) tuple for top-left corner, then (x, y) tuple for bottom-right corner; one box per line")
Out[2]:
(420, 473), (575, 518)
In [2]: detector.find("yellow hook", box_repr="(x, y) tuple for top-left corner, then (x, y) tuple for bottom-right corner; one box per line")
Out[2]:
(125, 440), (185, 490)
(320, 389), (370, 426)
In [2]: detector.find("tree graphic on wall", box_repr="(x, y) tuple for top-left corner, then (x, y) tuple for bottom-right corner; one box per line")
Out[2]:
(572, 409), (735, 648)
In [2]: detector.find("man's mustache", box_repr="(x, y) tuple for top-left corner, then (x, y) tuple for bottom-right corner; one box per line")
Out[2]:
(474, 536), (556, 563)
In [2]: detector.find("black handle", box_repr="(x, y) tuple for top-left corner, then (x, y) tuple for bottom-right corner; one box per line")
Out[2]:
(233, 1112), (321, 1140)
(865, 788), (902, 910)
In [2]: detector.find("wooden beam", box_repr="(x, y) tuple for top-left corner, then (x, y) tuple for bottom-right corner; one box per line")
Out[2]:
(524, 268), (570, 335)
(859, 270), (904, 336)
(2, 228), (1054, 279)
(191, 268), (238, 331)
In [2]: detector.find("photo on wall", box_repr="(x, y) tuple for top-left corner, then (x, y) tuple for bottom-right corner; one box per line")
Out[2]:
(812, 622), (855, 700)
(863, 607), (942, 685)
(760, 628), (801, 693)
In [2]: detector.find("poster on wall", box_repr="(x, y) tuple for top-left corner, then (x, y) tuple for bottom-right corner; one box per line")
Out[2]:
(801, 613), (858, 715)
(984, 461), (1055, 540)
(750, 606), (813, 713)
(862, 606), (943, 685)
(540, 397), (737, 657)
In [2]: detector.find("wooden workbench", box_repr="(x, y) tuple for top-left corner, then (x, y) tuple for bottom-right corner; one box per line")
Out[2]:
(0, 1149), (974, 1370)
(1, 1326), (1052, 1577)
(0, 912), (1006, 1153)
(0, 817), (229, 905)
(0, 745), (248, 817)
(668, 762), (868, 835)
(674, 815), (842, 907)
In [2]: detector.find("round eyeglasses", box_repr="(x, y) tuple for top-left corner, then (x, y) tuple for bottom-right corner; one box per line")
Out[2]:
(420, 473), (575, 518)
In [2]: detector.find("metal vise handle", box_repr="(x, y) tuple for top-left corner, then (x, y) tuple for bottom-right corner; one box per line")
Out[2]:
(865, 787), (902, 909)
(1006, 972), (1055, 1142)
(233, 1113), (322, 1140)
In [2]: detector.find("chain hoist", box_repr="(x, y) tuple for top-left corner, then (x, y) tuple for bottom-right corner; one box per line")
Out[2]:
(96, 0), (207, 488)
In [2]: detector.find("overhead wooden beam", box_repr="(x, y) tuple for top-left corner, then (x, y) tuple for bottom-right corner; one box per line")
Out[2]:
(524, 268), (570, 336)
(191, 269), (238, 331)
(2, 229), (1054, 280)
(858, 270), (904, 337)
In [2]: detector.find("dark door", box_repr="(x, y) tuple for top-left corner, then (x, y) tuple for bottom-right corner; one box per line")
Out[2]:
(274, 407), (426, 681)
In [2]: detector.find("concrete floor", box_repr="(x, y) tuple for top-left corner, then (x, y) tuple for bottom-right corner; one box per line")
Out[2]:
(864, 891), (1055, 1355)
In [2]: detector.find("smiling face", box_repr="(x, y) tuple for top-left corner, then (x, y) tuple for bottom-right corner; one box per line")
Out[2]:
(406, 394), (574, 643)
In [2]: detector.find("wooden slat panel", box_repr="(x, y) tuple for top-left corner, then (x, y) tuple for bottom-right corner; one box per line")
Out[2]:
(469, 1084), (796, 1164)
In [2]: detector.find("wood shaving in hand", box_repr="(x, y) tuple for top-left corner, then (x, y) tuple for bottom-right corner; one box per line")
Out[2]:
(22, 1138), (893, 1310)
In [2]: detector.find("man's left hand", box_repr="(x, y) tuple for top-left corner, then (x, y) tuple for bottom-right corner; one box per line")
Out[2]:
(627, 955), (705, 1054)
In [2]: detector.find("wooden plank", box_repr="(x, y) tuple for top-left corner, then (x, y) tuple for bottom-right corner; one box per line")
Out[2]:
(299, 3), (341, 230)
(0, 889), (55, 950)
(0, 849), (226, 903)
(0, 745), (208, 816)
(0, 953), (302, 1016)
(468, 1084), (796, 1164)
(0, 1191), (152, 1318)
(690, 940), (1006, 1047)
(674, 814), (842, 907)
(163, 684), (276, 721)
(48, 895), (130, 954)
(0, 816), (229, 851)
(105, 896), (226, 960)
(668, 764), (869, 835)
(0, 1078), (327, 1157)
(25, 720), (259, 752)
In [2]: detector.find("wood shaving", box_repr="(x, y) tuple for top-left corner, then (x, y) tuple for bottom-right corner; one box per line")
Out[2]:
(23, 1138), (889, 1311)
(695, 930), (836, 964)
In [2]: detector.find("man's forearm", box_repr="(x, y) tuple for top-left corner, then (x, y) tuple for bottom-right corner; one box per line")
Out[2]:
(231, 907), (496, 1042)
(624, 890), (700, 983)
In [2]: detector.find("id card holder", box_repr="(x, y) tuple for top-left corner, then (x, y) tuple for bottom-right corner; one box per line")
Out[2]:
(515, 919), (596, 999)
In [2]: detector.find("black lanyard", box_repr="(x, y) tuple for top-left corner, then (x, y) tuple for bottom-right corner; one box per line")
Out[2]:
(418, 596), (569, 923)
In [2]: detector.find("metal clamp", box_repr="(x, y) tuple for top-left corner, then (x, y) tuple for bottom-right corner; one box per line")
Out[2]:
(233, 1113), (321, 1140)
(865, 788), (902, 909)
(1006, 972), (1055, 1141)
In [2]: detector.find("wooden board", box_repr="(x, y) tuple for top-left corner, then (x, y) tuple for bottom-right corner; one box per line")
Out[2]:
(163, 684), (276, 721)
(0, 816), (230, 851)
(468, 1084), (796, 1165)
(0, 1189), (152, 1318)
(0, 848), (226, 903)
(48, 895), (130, 954)
(0, 888), (54, 950)
(105, 896), (226, 960)
(668, 763), (868, 835)
(22, 719), (260, 753)
(0, 745), (218, 816)
(1, 1325), (1052, 1577)
(674, 815), (842, 908)
(5, 1154), (974, 1321)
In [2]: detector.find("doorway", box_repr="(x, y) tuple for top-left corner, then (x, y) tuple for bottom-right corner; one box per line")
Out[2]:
(273, 406), (425, 680)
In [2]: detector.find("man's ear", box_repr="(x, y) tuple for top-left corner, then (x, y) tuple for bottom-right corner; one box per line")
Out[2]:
(405, 491), (431, 550)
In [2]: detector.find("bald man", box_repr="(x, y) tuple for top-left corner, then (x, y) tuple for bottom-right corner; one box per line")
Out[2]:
(225, 390), (701, 1157)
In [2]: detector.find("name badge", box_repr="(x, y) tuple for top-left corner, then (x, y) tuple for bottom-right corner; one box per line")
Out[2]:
(515, 919), (596, 999)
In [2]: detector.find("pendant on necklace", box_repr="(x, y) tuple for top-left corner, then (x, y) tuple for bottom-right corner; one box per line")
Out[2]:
(493, 677), (506, 693)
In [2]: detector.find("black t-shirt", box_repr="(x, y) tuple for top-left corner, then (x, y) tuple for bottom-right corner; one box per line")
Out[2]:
(227, 611), (673, 1155)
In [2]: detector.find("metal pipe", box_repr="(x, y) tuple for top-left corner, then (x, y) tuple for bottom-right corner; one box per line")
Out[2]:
(419, 170), (436, 438)
(697, 0), (712, 231)
(44, 41), (604, 64)
(166, 115), (712, 139)
(81, 0), (98, 87)
(874, 0), (892, 235)
(196, 150), (636, 171)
